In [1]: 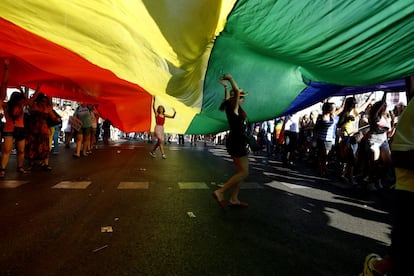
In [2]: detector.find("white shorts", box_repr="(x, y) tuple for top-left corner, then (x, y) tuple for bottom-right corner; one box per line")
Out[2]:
(154, 125), (164, 140)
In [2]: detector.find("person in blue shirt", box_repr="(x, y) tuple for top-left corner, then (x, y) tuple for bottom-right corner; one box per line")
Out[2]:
(314, 99), (345, 176)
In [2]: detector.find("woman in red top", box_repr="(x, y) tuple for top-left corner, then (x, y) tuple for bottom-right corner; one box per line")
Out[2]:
(0, 59), (39, 177)
(149, 96), (176, 159)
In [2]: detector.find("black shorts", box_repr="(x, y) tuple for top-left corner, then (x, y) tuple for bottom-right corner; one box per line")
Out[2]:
(2, 127), (26, 142)
(226, 135), (248, 158)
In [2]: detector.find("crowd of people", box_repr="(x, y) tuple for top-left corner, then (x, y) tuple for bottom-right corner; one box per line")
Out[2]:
(238, 92), (405, 193)
(0, 59), (108, 177)
(112, 90), (405, 197)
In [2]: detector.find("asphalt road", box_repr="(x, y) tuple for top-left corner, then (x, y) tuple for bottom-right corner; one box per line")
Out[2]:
(0, 139), (392, 276)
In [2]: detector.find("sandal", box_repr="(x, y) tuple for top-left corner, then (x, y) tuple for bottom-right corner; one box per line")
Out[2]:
(212, 192), (227, 209)
(16, 167), (27, 174)
(41, 165), (52, 171)
(228, 201), (249, 207)
(0, 168), (5, 178)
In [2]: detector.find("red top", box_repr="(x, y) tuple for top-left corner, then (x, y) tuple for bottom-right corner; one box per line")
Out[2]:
(156, 114), (165, 126)
(2, 102), (25, 132)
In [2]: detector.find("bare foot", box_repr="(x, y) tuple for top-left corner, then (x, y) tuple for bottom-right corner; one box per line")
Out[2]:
(213, 190), (224, 201)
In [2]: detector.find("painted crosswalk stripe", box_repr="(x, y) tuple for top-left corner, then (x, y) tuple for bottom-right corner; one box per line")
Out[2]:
(0, 180), (29, 189)
(118, 182), (149, 189)
(52, 181), (92, 189)
(178, 182), (208, 189)
(265, 181), (309, 189)
(240, 182), (263, 189)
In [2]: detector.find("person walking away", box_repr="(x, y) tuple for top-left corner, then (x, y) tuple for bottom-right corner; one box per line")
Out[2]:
(149, 96), (176, 159)
(212, 73), (250, 208)
(88, 104), (99, 153)
(72, 102), (92, 158)
(61, 105), (73, 148)
(178, 134), (184, 145)
(102, 119), (111, 145)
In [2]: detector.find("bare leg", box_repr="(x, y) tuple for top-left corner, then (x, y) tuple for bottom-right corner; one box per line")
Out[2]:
(75, 133), (83, 156)
(151, 139), (160, 153)
(214, 156), (249, 203)
(15, 139), (25, 168)
(65, 131), (72, 148)
(1, 136), (13, 169)
(318, 148), (329, 176)
(82, 134), (91, 156)
(159, 139), (165, 155)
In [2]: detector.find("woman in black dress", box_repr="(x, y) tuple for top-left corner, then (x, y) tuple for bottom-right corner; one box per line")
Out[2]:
(213, 74), (249, 208)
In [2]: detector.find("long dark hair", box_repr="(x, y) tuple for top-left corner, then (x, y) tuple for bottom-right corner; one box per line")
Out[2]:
(369, 100), (387, 133)
(219, 98), (231, 111)
(321, 102), (335, 115)
(7, 91), (25, 121)
(338, 97), (357, 128)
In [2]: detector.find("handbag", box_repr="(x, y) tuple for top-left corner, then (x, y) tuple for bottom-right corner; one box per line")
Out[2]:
(245, 132), (261, 152)
(352, 131), (364, 144)
(245, 118), (261, 152)
(68, 116), (83, 131)
(344, 129), (363, 144)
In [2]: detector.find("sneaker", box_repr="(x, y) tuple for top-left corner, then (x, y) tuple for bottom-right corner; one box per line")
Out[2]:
(149, 152), (156, 158)
(361, 253), (382, 276)
(162, 154), (167, 159)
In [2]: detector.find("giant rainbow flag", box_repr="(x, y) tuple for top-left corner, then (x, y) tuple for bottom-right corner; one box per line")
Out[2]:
(1, 1), (413, 134)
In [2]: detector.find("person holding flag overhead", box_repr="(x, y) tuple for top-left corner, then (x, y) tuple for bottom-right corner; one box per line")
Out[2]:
(213, 73), (250, 208)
